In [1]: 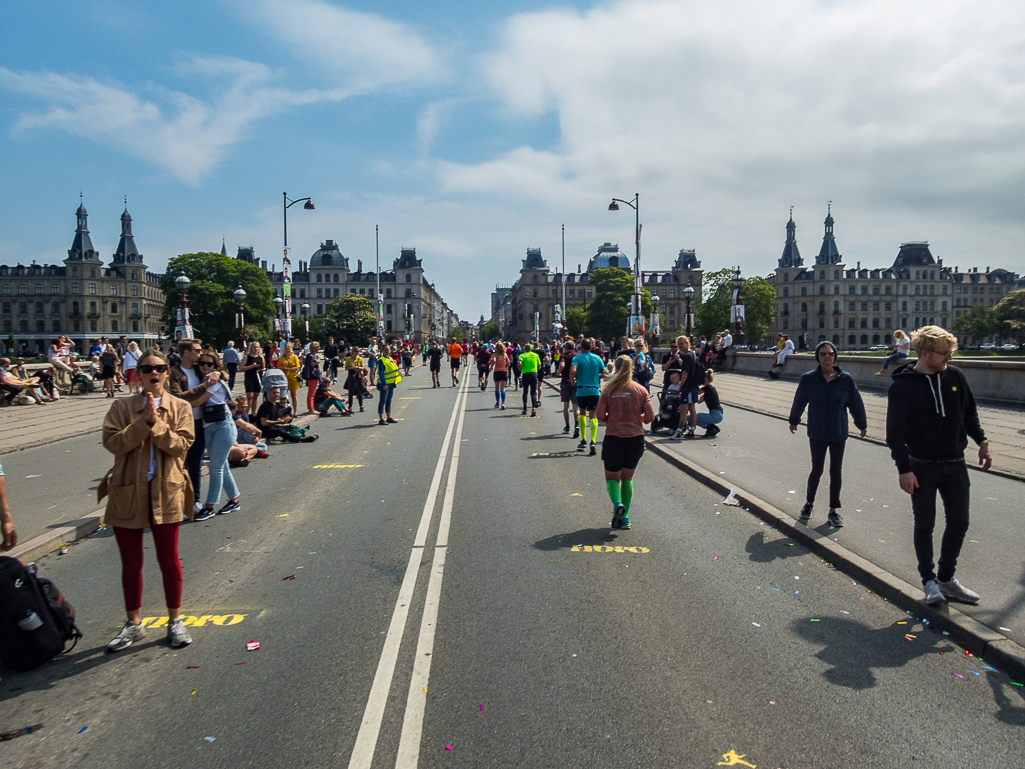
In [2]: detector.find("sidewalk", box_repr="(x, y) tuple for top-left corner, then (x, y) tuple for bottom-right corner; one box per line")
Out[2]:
(651, 370), (1025, 480)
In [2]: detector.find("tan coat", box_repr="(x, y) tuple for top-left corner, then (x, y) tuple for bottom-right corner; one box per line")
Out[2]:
(98, 392), (196, 528)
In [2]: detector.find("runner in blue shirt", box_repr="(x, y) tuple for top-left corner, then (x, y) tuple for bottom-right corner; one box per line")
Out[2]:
(570, 338), (607, 456)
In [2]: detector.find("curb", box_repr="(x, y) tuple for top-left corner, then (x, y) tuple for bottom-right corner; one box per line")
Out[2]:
(10, 511), (106, 565)
(643, 437), (1025, 683)
(0, 427), (103, 457)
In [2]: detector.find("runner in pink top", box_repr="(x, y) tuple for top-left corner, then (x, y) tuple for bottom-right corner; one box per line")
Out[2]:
(596, 355), (654, 530)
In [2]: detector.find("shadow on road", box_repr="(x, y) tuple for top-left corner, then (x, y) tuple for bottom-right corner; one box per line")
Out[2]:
(791, 616), (952, 690)
(745, 531), (808, 563)
(533, 528), (618, 551)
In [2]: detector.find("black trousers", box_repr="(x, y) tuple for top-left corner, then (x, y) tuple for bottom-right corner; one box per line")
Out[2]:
(521, 373), (538, 408)
(226, 363), (238, 390)
(910, 459), (971, 585)
(806, 439), (846, 509)
(185, 418), (206, 502)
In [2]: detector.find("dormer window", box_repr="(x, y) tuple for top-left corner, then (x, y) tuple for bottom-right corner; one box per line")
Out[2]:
(532, 275), (538, 284)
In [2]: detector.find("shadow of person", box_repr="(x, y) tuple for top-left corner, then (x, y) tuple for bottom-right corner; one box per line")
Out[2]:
(986, 667), (1025, 726)
(791, 616), (948, 690)
(533, 528), (618, 552)
(744, 531), (807, 563)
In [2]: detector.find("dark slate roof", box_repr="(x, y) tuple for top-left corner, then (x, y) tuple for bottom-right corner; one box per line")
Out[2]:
(891, 242), (935, 269)
(236, 246), (258, 265)
(778, 214), (803, 268)
(674, 248), (701, 271)
(588, 242), (631, 272)
(310, 240), (349, 269)
(815, 208), (841, 265)
(522, 248), (547, 270)
(67, 203), (99, 262)
(113, 209), (144, 265)
(395, 248), (421, 270)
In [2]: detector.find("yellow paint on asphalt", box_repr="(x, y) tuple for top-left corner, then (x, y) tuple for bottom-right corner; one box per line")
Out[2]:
(570, 545), (650, 553)
(141, 614), (247, 628)
(569, 493), (583, 496)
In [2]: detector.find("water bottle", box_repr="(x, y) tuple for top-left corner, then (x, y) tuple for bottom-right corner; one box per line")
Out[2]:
(17, 611), (44, 631)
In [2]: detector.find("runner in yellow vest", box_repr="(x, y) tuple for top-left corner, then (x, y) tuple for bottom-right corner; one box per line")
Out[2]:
(376, 345), (401, 426)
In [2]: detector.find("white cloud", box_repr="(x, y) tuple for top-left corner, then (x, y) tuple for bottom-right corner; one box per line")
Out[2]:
(0, 59), (336, 185)
(250, 0), (446, 92)
(436, 0), (1025, 276)
(416, 99), (459, 153)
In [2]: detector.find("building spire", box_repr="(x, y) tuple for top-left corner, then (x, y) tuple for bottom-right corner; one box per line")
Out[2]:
(221, 237), (228, 257)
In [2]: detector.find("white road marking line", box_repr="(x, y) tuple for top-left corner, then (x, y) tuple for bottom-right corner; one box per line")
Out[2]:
(394, 371), (469, 768)
(347, 377), (470, 769)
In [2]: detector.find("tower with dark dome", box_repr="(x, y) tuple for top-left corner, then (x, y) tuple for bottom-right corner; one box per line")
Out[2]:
(65, 199), (101, 266)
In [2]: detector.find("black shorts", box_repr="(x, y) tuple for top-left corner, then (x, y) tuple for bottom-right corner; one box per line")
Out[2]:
(493, 371), (507, 382)
(577, 394), (600, 411)
(478, 365), (490, 374)
(430, 363), (441, 373)
(601, 434), (645, 472)
(451, 360), (461, 369)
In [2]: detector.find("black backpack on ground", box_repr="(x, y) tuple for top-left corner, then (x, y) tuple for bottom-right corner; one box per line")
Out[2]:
(0, 556), (82, 671)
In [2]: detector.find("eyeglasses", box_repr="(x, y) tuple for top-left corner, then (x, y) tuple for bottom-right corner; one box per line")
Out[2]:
(190, 347), (202, 353)
(197, 361), (215, 368)
(138, 364), (168, 374)
(924, 348), (953, 358)
(818, 350), (836, 356)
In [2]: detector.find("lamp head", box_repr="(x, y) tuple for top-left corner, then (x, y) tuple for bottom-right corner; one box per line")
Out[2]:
(608, 201), (619, 211)
(301, 302), (310, 312)
(273, 296), (283, 307)
(233, 285), (247, 302)
(683, 286), (694, 299)
(650, 293), (660, 305)
(175, 275), (191, 289)
(731, 271), (744, 290)
(303, 200), (315, 210)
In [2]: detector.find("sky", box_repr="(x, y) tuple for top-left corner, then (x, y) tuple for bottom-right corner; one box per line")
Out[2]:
(2, 0), (1024, 321)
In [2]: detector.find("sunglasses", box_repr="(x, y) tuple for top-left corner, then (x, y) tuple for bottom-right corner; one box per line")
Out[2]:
(197, 360), (215, 367)
(139, 364), (168, 374)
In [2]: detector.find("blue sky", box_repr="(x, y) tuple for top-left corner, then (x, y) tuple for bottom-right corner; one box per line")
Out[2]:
(2, 0), (1024, 321)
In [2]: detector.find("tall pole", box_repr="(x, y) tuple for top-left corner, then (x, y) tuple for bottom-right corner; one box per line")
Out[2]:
(376, 225), (383, 341)
(561, 224), (566, 339)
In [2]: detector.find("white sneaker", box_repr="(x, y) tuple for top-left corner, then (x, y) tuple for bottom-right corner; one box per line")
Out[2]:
(193, 502), (204, 515)
(937, 577), (980, 604)
(167, 617), (193, 648)
(670, 429), (683, 440)
(923, 579), (946, 605)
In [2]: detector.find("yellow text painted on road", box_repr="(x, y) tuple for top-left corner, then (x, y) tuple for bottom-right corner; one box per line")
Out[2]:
(140, 614), (246, 628)
(570, 545), (650, 553)
(311, 464), (366, 469)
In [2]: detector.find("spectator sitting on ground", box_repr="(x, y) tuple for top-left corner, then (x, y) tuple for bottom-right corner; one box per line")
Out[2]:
(314, 378), (352, 417)
(231, 397), (269, 457)
(37, 366), (61, 401)
(0, 358), (44, 405)
(256, 385), (318, 443)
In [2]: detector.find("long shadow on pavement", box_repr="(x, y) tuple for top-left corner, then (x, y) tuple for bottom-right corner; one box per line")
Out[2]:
(533, 528), (619, 551)
(791, 616), (952, 690)
(745, 531), (809, 563)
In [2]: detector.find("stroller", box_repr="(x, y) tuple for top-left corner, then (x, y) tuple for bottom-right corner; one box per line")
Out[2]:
(649, 389), (682, 435)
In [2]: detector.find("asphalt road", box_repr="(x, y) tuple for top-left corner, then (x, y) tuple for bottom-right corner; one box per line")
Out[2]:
(1, 368), (1023, 768)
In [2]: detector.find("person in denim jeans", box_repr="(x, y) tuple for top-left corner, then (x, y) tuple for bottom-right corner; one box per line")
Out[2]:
(195, 351), (240, 520)
(376, 344), (399, 426)
(876, 329), (911, 375)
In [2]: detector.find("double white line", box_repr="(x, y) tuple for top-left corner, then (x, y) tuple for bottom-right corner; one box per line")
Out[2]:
(348, 376), (470, 769)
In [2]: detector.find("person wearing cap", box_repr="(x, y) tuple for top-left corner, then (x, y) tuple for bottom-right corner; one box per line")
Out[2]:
(788, 340), (867, 528)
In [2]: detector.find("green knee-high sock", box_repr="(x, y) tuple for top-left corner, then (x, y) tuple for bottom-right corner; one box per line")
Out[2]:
(621, 480), (634, 514)
(578, 414), (587, 438)
(606, 479), (621, 507)
(589, 417), (599, 443)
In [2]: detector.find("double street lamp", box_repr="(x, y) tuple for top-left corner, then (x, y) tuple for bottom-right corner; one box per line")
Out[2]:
(233, 285), (247, 346)
(608, 193), (641, 336)
(174, 275), (191, 341)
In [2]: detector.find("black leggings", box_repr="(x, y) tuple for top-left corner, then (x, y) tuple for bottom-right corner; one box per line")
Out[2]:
(521, 373), (538, 408)
(806, 439), (846, 509)
(910, 460), (970, 584)
(185, 418), (206, 503)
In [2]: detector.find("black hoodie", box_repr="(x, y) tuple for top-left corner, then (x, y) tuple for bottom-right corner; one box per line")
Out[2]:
(885, 362), (986, 474)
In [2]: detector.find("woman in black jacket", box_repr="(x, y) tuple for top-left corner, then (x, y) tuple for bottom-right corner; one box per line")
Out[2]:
(787, 341), (867, 528)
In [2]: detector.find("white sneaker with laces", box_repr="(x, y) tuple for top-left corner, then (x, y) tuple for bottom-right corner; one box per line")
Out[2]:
(167, 617), (193, 648)
(923, 579), (946, 605)
(671, 429), (684, 440)
(107, 621), (147, 652)
(937, 577), (980, 604)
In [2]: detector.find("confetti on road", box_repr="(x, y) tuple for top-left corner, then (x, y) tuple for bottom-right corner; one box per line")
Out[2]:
(204, 736), (216, 742)
(952, 673), (964, 679)
(282, 575), (296, 580)
(77, 727), (88, 734)
(752, 623), (761, 627)
(446, 746), (452, 751)
(1000, 627), (1012, 632)
(187, 666), (200, 669)
(26, 474), (41, 478)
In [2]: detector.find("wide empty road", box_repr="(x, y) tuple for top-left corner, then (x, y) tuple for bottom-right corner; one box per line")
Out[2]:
(2, 368), (1022, 768)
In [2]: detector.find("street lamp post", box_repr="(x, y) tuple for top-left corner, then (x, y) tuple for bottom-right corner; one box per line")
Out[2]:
(649, 293), (660, 346)
(301, 302), (311, 344)
(272, 295), (283, 342)
(233, 285), (247, 347)
(608, 193), (641, 336)
(282, 192), (315, 344)
(683, 285), (694, 339)
(731, 268), (745, 346)
(174, 275), (191, 341)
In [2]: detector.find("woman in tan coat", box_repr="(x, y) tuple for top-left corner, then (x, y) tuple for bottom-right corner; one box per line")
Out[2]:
(100, 349), (196, 652)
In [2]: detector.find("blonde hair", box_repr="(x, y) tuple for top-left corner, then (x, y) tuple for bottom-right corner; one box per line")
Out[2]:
(633, 337), (648, 353)
(310, 342), (320, 353)
(912, 325), (958, 354)
(495, 342), (506, 356)
(894, 329), (907, 340)
(127, 341), (139, 352)
(603, 355), (634, 395)
(704, 368), (714, 384)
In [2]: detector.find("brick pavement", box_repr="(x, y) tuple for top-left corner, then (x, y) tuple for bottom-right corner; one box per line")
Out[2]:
(651, 369), (1025, 480)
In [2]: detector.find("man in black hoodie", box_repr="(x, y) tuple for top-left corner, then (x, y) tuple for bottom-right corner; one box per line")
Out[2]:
(885, 326), (992, 606)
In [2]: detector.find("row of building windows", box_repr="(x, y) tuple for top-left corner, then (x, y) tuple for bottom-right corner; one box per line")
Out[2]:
(1, 301), (142, 315)
(779, 283), (1009, 299)
(2, 318), (144, 334)
(1, 283), (145, 297)
(783, 269), (945, 283)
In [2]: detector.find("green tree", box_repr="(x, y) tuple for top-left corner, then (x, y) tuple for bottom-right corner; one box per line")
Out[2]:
(481, 322), (500, 341)
(740, 277), (777, 347)
(694, 267), (737, 340)
(449, 327), (466, 343)
(306, 317), (325, 345)
(995, 289), (1025, 345)
(160, 253), (274, 347)
(584, 268), (655, 342)
(952, 304), (999, 345)
(323, 294), (376, 346)
(565, 307), (589, 337)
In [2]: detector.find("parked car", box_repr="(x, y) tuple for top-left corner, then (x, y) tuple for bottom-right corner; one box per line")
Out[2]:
(869, 345), (889, 351)
(980, 343), (997, 350)
(1000, 343), (1019, 351)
